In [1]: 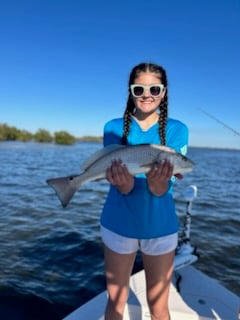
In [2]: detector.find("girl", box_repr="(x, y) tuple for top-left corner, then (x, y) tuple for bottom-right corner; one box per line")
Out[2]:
(101, 62), (188, 320)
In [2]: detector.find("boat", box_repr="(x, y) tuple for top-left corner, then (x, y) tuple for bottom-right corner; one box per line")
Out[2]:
(63, 186), (240, 320)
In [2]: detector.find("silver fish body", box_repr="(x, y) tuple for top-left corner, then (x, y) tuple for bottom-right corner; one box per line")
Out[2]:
(47, 144), (195, 207)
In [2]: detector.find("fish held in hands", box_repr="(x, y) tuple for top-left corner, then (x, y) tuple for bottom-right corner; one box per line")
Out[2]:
(46, 144), (195, 208)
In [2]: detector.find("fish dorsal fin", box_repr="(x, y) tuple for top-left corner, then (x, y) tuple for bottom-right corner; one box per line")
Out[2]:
(81, 144), (126, 170)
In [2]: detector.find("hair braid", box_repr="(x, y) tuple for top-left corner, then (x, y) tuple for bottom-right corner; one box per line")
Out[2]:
(158, 91), (168, 145)
(122, 98), (134, 145)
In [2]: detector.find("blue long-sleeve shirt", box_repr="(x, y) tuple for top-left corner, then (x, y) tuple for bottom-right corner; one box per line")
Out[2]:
(100, 116), (188, 239)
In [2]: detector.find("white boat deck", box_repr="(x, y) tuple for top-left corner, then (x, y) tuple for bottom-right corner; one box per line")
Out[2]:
(63, 266), (240, 320)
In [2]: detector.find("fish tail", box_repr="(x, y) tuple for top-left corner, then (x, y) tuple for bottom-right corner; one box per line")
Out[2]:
(46, 175), (82, 208)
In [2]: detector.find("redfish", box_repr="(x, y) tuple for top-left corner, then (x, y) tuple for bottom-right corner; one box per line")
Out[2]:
(47, 144), (195, 207)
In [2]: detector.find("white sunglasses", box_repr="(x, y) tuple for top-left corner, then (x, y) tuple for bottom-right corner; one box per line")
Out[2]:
(130, 84), (164, 97)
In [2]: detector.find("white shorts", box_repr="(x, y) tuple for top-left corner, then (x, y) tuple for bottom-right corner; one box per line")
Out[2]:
(101, 225), (178, 256)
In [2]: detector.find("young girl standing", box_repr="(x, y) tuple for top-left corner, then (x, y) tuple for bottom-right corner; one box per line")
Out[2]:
(101, 62), (188, 320)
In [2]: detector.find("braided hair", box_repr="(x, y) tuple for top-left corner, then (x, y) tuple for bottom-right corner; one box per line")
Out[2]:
(121, 63), (168, 146)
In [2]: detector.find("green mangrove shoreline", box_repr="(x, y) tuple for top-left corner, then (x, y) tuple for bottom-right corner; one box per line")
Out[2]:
(0, 123), (102, 145)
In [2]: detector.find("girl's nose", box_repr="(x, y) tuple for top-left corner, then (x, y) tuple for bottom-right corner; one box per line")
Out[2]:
(142, 89), (151, 97)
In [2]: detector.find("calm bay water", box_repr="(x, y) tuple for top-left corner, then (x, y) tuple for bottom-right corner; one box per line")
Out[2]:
(0, 141), (239, 319)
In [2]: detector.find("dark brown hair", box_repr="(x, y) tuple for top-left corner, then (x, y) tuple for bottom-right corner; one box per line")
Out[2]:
(122, 62), (168, 145)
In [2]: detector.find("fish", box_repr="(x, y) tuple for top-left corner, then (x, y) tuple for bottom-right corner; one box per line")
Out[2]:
(46, 144), (195, 208)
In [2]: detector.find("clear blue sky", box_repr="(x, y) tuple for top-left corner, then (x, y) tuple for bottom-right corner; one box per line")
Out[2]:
(1, 0), (240, 149)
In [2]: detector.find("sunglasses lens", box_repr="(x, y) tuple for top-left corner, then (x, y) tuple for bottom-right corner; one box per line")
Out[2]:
(150, 86), (162, 96)
(133, 86), (144, 97)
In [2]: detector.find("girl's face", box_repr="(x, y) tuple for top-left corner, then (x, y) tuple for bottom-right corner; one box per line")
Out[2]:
(132, 71), (166, 117)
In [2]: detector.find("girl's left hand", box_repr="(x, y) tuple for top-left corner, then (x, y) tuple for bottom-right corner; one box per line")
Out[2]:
(146, 160), (174, 196)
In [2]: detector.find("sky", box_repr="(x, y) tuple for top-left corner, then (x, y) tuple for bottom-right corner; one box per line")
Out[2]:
(1, 0), (240, 149)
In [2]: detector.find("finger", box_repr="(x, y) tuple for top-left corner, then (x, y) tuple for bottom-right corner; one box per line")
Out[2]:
(163, 162), (174, 179)
(121, 164), (132, 178)
(155, 160), (173, 179)
(154, 160), (168, 176)
(111, 160), (123, 176)
(108, 160), (120, 176)
(106, 167), (114, 183)
(165, 161), (174, 177)
(111, 160), (128, 185)
(147, 163), (158, 178)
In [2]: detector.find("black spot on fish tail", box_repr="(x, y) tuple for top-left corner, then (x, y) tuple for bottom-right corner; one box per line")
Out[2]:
(46, 175), (80, 208)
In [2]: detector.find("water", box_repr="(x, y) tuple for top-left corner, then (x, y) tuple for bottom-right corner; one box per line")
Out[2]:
(0, 141), (239, 319)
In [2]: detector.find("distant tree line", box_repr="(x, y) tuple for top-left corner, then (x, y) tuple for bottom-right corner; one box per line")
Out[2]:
(0, 123), (102, 145)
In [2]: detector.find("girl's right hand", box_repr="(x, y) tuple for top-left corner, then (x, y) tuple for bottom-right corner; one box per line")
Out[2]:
(106, 160), (134, 194)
